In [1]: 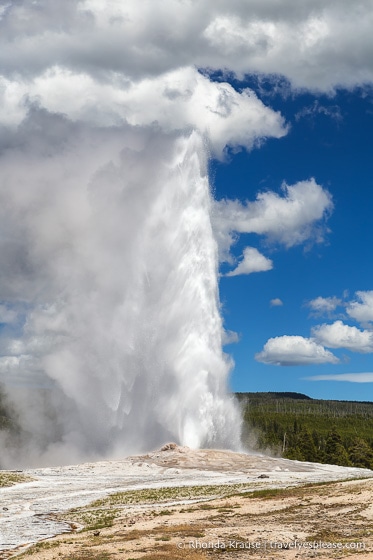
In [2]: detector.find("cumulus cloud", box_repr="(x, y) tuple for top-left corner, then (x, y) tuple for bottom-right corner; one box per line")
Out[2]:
(347, 291), (373, 325)
(226, 247), (273, 277)
(312, 320), (373, 353)
(213, 179), (333, 261)
(255, 335), (339, 366)
(201, 4), (373, 90)
(1, 0), (373, 91)
(306, 373), (373, 383)
(0, 305), (19, 325)
(307, 296), (343, 316)
(270, 298), (283, 307)
(0, 67), (287, 158)
(222, 329), (240, 345)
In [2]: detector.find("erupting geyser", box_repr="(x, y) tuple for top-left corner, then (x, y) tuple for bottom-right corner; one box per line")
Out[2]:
(0, 118), (242, 466)
(0, 1), (290, 467)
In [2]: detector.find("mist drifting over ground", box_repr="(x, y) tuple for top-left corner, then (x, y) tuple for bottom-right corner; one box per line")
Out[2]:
(0, 1), (370, 467)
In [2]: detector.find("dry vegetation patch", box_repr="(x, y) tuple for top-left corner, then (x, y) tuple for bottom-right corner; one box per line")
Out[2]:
(0, 472), (34, 487)
(13, 478), (373, 560)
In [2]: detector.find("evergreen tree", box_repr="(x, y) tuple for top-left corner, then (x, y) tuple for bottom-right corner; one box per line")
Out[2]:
(297, 428), (319, 462)
(284, 446), (304, 461)
(324, 427), (351, 466)
(348, 437), (373, 469)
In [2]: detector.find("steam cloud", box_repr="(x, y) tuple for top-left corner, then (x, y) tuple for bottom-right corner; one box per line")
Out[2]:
(0, 111), (248, 466)
(0, 0), (366, 467)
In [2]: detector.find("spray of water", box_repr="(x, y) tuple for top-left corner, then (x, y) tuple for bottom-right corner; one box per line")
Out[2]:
(0, 111), (242, 467)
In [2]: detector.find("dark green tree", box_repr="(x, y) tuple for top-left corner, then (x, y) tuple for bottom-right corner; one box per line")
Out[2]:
(324, 427), (351, 466)
(348, 437), (373, 469)
(284, 446), (305, 461)
(297, 427), (319, 462)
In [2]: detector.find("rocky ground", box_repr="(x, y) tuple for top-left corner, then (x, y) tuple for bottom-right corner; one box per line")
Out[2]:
(1, 445), (373, 560)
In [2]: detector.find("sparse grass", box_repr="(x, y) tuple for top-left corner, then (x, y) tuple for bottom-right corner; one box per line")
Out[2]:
(157, 523), (205, 538)
(240, 487), (286, 500)
(62, 553), (112, 560)
(114, 528), (145, 542)
(301, 477), (373, 489)
(306, 529), (353, 541)
(0, 471), (33, 487)
(83, 479), (370, 513)
(62, 507), (120, 531)
(136, 543), (206, 560)
(18, 540), (60, 556)
(237, 478), (371, 501)
(112, 523), (205, 543)
(90, 483), (256, 508)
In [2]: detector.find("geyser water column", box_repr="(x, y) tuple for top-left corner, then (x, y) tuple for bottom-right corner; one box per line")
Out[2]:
(59, 128), (241, 455)
(0, 114), (240, 465)
(0, 50), (287, 466)
(109, 131), (241, 452)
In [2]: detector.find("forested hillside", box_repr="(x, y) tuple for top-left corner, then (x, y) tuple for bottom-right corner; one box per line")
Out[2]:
(238, 392), (373, 469)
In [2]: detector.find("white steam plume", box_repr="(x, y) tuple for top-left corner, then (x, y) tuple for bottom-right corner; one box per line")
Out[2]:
(0, 110), (252, 466)
(0, 102), (285, 466)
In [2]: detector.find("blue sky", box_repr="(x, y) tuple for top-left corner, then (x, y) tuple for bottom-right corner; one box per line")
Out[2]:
(212, 83), (373, 400)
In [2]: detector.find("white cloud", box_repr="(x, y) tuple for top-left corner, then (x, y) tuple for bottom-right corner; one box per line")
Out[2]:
(0, 1), (373, 91)
(307, 296), (342, 315)
(306, 373), (373, 383)
(347, 291), (373, 324)
(226, 247), (273, 277)
(0, 67), (287, 158)
(312, 320), (373, 353)
(213, 179), (333, 261)
(202, 5), (373, 91)
(0, 4), (10, 21)
(295, 101), (342, 122)
(255, 335), (339, 366)
(270, 298), (283, 307)
(0, 305), (18, 325)
(222, 329), (240, 345)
